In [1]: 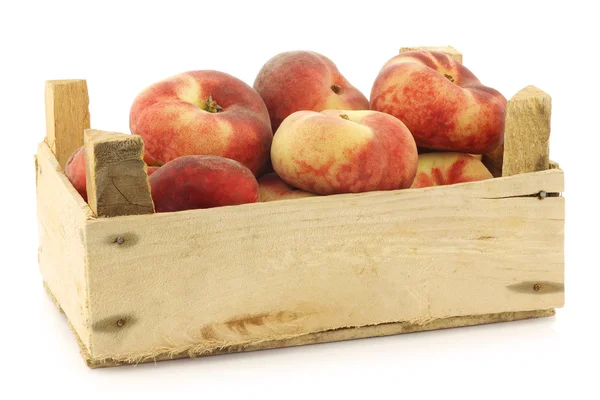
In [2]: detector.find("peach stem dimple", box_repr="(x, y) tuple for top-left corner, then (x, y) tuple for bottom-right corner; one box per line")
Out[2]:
(330, 84), (342, 94)
(205, 96), (224, 113)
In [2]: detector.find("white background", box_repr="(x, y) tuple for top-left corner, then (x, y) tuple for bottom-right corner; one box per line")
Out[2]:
(1, 0), (598, 398)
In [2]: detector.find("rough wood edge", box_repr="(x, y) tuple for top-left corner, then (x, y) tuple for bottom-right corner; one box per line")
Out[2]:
(502, 86), (552, 177)
(87, 168), (564, 231)
(42, 282), (554, 369)
(483, 86), (553, 178)
(86, 309), (556, 368)
(84, 129), (154, 217)
(43, 281), (64, 314)
(400, 46), (463, 63)
(45, 80), (90, 168)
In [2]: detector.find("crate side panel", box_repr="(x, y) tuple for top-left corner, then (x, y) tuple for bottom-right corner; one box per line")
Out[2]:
(85, 169), (564, 360)
(87, 309), (555, 367)
(36, 142), (94, 350)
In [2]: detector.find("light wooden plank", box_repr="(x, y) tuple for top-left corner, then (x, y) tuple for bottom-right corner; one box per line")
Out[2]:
(502, 86), (552, 176)
(45, 80), (90, 168)
(84, 130), (154, 218)
(87, 309), (555, 368)
(400, 45), (463, 63)
(41, 283), (554, 368)
(36, 142), (93, 351)
(83, 169), (564, 361)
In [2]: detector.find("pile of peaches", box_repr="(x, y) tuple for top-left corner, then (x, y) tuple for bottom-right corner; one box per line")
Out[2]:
(65, 50), (506, 212)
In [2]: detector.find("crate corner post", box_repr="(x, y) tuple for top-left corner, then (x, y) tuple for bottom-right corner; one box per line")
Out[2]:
(38, 78), (95, 364)
(502, 86), (552, 177)
(44, 79), (90, 168)
(83, 129), (155, 218)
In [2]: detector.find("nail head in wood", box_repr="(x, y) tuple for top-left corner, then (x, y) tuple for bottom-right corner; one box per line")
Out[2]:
(115, 236), (125, 245)
(538, 191), (547, 200)
(116, 319), (126, 327)
(533, 284), (542, 291)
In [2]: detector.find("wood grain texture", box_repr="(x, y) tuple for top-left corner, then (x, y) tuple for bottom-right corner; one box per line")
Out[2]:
(45, 80), (90, 168)
(40, 282), (554, 368)
(84, 130), (154, 217)
(400, 46), (463, 63)
(36, 142), (93, 350)
(86, 309), (555, 368)
(82, 168), (564, 361)
(502, 86), (552, 176)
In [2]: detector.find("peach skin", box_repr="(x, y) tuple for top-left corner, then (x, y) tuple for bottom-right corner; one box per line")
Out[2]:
(271, 110), (418, 195)
(258, 173), (316, 202)
(149, 155), (259, 212)
(411, 152), (493, 188)
(147, 166), (160, 176)
(143, 151), (162, 167)
(64, 146), (87, 201)
(371, 51), (506, 154)
(130, 70), (272, 176)
(254, 51), (369, 131)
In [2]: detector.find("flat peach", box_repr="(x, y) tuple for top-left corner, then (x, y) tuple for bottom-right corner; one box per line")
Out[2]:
(150, 155), (259, 212)
(411, 152), (493, 188)
(271, 109), (418, 195)
(254, 51), (369, 131)
(371, 51), (506, 153)
(257, 173), (316, 202)
(130, 70), (272, 175)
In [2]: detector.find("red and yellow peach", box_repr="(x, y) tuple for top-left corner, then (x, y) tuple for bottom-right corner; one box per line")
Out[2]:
(371, 51), (506, 154)
(254, 51), (369, 132)
(149, 155), (259, 212)
(257, 173), (316, 202)
(130, 70), (273, 176)
(411, 152), (493, 188)
(271, 109), (418, 195)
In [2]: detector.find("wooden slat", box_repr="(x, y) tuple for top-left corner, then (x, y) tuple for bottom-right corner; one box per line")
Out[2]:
(400, 45), (463, 63)
(36, 142), (93, 351)
(89, 309), (555, 368)
(83, 168), (564, 361)
(41, 282), (554, 368)
(84, 130), (154, 218)
(45, 80), (90, 168)
(502, 86), (552, 176)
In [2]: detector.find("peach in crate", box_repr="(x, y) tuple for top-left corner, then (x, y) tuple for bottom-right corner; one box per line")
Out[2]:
(37, 47), (563, 368)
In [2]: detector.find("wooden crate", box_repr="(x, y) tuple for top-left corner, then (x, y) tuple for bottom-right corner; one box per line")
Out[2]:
(36, 48), (564, 368)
